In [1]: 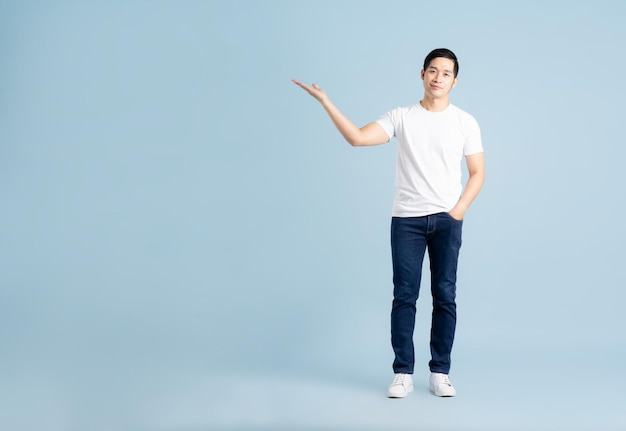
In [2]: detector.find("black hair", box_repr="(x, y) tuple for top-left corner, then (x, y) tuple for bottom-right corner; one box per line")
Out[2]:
(423, 48), (459, 77)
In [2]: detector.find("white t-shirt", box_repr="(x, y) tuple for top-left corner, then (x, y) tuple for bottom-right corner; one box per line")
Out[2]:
(376, 103), (483, 217)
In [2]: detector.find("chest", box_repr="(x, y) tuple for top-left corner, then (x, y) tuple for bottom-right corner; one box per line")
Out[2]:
(396, 113), (466, 156)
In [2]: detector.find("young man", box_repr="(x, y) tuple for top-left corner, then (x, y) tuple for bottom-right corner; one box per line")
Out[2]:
(293, 48), (485, 398)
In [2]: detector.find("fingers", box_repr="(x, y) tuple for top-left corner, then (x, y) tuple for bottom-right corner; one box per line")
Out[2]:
(292, 79), (311, 92)
(292, 79), (326, 101)
(292, 79), (321, 92)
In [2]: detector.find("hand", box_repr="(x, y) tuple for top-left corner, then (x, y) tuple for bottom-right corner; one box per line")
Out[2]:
(292, 79), (328, 103)
(448, 208), (465, 221)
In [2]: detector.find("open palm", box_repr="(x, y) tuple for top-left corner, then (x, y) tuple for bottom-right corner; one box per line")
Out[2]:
(292, 79), (328, 103)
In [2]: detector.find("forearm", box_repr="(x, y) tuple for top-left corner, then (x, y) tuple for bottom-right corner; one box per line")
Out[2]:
(319, 98), (363, 146)
(449, 152), (485, 219)
(449, 170), (484, 221)
(456, 172), (484, 213)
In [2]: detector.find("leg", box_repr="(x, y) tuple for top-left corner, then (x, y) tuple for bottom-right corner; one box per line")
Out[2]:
(390, 216), (427, 374)
(427, 212), (463, 374)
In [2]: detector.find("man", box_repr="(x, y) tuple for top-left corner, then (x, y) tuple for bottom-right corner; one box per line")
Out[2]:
(293, 48), (485, 398)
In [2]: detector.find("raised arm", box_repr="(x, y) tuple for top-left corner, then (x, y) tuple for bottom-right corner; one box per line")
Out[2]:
(292, 79), (389, 147)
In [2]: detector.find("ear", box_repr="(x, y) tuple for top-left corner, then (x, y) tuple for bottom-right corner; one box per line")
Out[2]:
(452, 77), (458, 88)
(420, 69), (425, 80)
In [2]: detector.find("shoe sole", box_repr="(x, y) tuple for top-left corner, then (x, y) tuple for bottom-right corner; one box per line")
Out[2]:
(387, 385), (414, 398)
(429, 387), (456, 397)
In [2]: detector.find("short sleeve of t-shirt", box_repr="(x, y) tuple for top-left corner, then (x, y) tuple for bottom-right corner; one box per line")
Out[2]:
(463, 114), (483, 156)
(375, 109), (398, 141)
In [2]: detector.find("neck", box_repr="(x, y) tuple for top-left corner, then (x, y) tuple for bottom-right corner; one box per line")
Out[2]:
(419, 96), (450, 112)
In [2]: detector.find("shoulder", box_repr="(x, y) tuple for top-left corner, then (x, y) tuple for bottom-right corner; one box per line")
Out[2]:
(449, 104), (477, 121)
(381, 103), (423, 121)
(378, 103), (416, 123)
(449, 104), (480, 130)
(386, 103), (422, 115)
(376, 104), (422, 137)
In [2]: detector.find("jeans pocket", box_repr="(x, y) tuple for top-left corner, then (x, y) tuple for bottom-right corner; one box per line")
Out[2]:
(445, 212), (463, 222)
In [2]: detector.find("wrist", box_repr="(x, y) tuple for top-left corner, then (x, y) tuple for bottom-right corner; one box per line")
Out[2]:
(449, 205), (466, 216)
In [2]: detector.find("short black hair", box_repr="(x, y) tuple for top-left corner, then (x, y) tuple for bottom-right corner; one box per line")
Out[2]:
(423, 48), (459, 77)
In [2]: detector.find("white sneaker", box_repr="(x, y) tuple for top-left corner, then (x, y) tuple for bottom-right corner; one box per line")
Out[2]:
(429, 372), (456, 397)
(387, 373), (413, 398)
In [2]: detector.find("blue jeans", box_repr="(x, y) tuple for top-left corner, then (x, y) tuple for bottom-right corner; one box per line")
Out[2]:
(390, 213), (463, 375)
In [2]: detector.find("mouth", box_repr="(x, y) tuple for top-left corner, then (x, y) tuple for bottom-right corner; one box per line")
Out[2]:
(430, 84), (442, 90)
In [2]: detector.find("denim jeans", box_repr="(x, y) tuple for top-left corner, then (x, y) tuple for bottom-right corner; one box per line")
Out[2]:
(390, 213), (463, 375)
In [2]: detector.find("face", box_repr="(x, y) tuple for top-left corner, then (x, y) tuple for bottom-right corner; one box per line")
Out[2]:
(421, 57), (458, 99)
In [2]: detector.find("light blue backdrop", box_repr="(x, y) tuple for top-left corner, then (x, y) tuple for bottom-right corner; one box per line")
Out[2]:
(1, 1), (625, 430)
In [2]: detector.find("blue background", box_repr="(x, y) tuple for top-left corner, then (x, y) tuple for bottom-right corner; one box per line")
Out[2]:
(1, 1), (625, 430)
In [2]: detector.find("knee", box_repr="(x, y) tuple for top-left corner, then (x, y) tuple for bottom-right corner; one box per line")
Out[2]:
(393, 289), (419, 307)
(432, 284), (456, 306)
